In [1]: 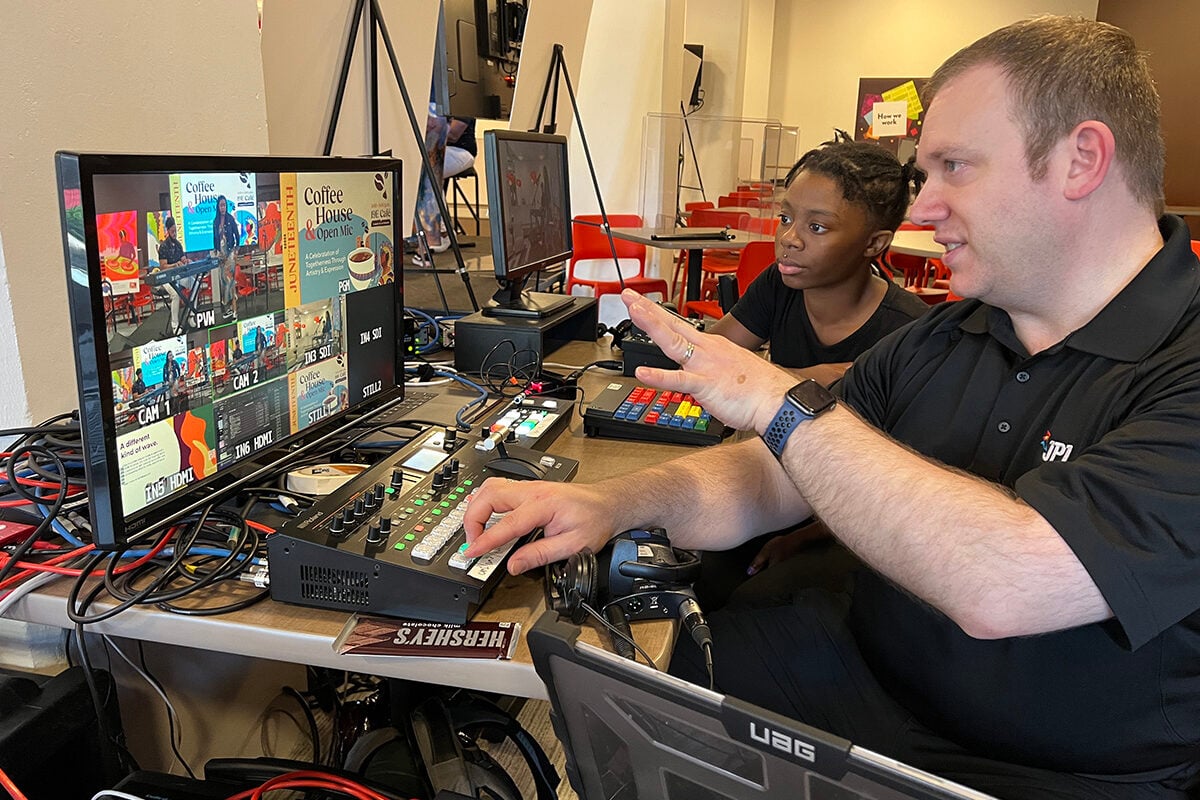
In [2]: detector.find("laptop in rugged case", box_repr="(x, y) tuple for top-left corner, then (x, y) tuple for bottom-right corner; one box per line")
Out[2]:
(528, 612), (997, 800)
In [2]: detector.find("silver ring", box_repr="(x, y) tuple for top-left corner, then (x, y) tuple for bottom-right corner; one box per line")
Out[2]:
(679, 342), (695, 365)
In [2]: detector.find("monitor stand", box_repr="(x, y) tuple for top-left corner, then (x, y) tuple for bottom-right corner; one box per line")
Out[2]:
(482, 278), (575, 319)
(482, 291), (575, 319)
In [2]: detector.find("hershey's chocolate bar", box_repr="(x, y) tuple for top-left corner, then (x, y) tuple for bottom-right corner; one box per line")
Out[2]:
(333, 614), (520, 660)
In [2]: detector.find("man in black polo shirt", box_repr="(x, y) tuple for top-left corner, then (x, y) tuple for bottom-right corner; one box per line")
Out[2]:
(463, 15), (1200, 799)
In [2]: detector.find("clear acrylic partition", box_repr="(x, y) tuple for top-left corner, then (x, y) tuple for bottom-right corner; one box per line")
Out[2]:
(761, 124), (800, 185)
(638, 113), (790, 230)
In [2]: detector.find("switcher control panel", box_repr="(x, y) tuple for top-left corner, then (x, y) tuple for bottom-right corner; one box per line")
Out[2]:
(267, 426), (578, 623)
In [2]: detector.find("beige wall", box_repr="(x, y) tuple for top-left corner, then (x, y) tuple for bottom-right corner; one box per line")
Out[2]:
(1096, 0), (1200, 237)
(570, 0), (679, 219)
(0, 3), (269, 426)
(261, 0), (441, 232)
(765, 0), (1100, 153)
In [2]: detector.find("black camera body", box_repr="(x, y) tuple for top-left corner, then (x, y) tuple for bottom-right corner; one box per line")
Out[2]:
(598, 528), (701, 622)
(546, 529), (703, 658)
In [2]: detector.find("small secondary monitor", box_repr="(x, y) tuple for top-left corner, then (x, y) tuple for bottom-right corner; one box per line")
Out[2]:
(482, 129), (574, 318)
(56, 153), (404, 548)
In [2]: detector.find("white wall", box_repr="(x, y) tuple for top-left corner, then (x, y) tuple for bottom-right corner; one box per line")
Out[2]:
(568, 0), (677, 219)
(261, 0), (442, 232)
(0, 3), (269, 426)
(741, 0), (777, 120)
(766, 0), (1100, 153)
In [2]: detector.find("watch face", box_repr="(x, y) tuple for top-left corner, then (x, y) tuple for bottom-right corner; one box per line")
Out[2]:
(787, 380), (836, 416)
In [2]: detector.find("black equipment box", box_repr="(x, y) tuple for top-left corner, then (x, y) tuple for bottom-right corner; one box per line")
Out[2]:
(454, 297), (598, 375)
(0, 666), (123, 798)
(619, 334), (677, 376)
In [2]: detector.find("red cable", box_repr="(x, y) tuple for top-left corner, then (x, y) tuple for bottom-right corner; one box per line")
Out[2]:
(223, 769), (406, 800)
(0, 764), (29, 800)
(0, 526), (177, 593)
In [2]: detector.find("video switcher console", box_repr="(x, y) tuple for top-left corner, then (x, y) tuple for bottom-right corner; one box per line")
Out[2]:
(268, 426), (578, 623)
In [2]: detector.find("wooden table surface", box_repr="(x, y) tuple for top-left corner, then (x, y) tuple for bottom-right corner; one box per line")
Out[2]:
(9, 339), (687, 700)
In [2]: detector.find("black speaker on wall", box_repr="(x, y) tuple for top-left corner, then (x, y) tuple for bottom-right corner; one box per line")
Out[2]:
(684, 43), (704, 109)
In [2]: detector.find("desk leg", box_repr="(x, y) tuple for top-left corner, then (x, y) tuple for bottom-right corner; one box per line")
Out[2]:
(685, 248), (703, 304)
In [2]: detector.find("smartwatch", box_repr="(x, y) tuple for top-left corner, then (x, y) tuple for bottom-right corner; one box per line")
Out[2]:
(760, 379), (837, 458)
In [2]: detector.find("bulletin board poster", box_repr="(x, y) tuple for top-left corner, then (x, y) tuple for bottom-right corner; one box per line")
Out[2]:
(855, 78), (929, 160)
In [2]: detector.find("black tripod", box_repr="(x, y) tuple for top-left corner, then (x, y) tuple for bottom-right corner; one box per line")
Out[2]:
(325, 0), (479, 313)
(531, 43), (627, 294)
(675, 101), (706, 227)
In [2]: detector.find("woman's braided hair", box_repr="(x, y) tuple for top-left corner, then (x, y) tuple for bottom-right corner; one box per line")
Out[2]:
(783, 140), (923, 233)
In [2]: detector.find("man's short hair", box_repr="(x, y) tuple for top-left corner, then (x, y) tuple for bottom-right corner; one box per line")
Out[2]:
(164, 216), (176, 229)
(925, 15), (1165, 214)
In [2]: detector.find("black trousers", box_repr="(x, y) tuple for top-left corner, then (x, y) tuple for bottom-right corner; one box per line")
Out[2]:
(668, 589), (1190, 800)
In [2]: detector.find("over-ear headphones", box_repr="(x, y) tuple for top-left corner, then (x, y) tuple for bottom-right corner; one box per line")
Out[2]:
(546, 529), (706, 658)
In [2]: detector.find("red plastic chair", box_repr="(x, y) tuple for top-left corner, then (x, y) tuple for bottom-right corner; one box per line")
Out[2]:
(568, 214), (669, 325)
(684, 201), (715, 212)
(683, 240), (776, 320)
(1191, 240), (1200, 258)
(128, 283), (157, 323)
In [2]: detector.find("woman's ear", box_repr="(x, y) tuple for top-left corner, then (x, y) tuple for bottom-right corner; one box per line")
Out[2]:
(864, 229), (894, 259)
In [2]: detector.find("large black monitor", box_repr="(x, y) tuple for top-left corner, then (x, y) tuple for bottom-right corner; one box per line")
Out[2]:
(56, 153), (404, 549)
(482, 129), (575, 318)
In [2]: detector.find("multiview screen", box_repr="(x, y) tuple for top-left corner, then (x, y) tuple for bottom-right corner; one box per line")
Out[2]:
(56, 153), (403, 548)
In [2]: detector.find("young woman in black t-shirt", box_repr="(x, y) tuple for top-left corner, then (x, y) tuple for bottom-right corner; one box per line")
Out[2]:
(699, 142), (931, 608)
(709, 141), (929, 386)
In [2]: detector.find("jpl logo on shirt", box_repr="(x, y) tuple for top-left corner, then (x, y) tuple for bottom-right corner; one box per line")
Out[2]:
(1040, 430), (1074, 462)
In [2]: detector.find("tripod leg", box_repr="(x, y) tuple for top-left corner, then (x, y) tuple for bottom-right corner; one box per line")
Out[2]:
(323, 0), (370, 155)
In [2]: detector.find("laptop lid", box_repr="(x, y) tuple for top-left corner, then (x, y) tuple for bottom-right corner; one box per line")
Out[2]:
(528, 612), (996, 800)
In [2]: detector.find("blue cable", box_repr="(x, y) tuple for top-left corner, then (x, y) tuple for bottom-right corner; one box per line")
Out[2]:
(34, 504), (85, 548)
(29, 470), (85, 547)
(121, 547), (264, 566)
(405, 306), (442, 353)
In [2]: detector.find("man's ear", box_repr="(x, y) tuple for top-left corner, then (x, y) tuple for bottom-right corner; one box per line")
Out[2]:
(864, 229), (894, 259)
(1063, 120), (1115, 202)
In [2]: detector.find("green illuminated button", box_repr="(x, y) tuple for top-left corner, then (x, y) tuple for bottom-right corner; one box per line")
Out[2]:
(439, 501), (451, 508)
(413, 499), (426, 506)
(384, 487), (396, 495)
(404, 533), (416, 541)
(458, 543), (469, 552)
(456, 485), (466, 493)
(393, 542), (406, 551)
(464, 479), (474, 486)
(432, 509), (443, 517)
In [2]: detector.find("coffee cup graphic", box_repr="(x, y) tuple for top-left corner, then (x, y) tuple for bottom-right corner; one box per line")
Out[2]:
(322, 392), (340, 415)
(347, 247), (376, 289)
